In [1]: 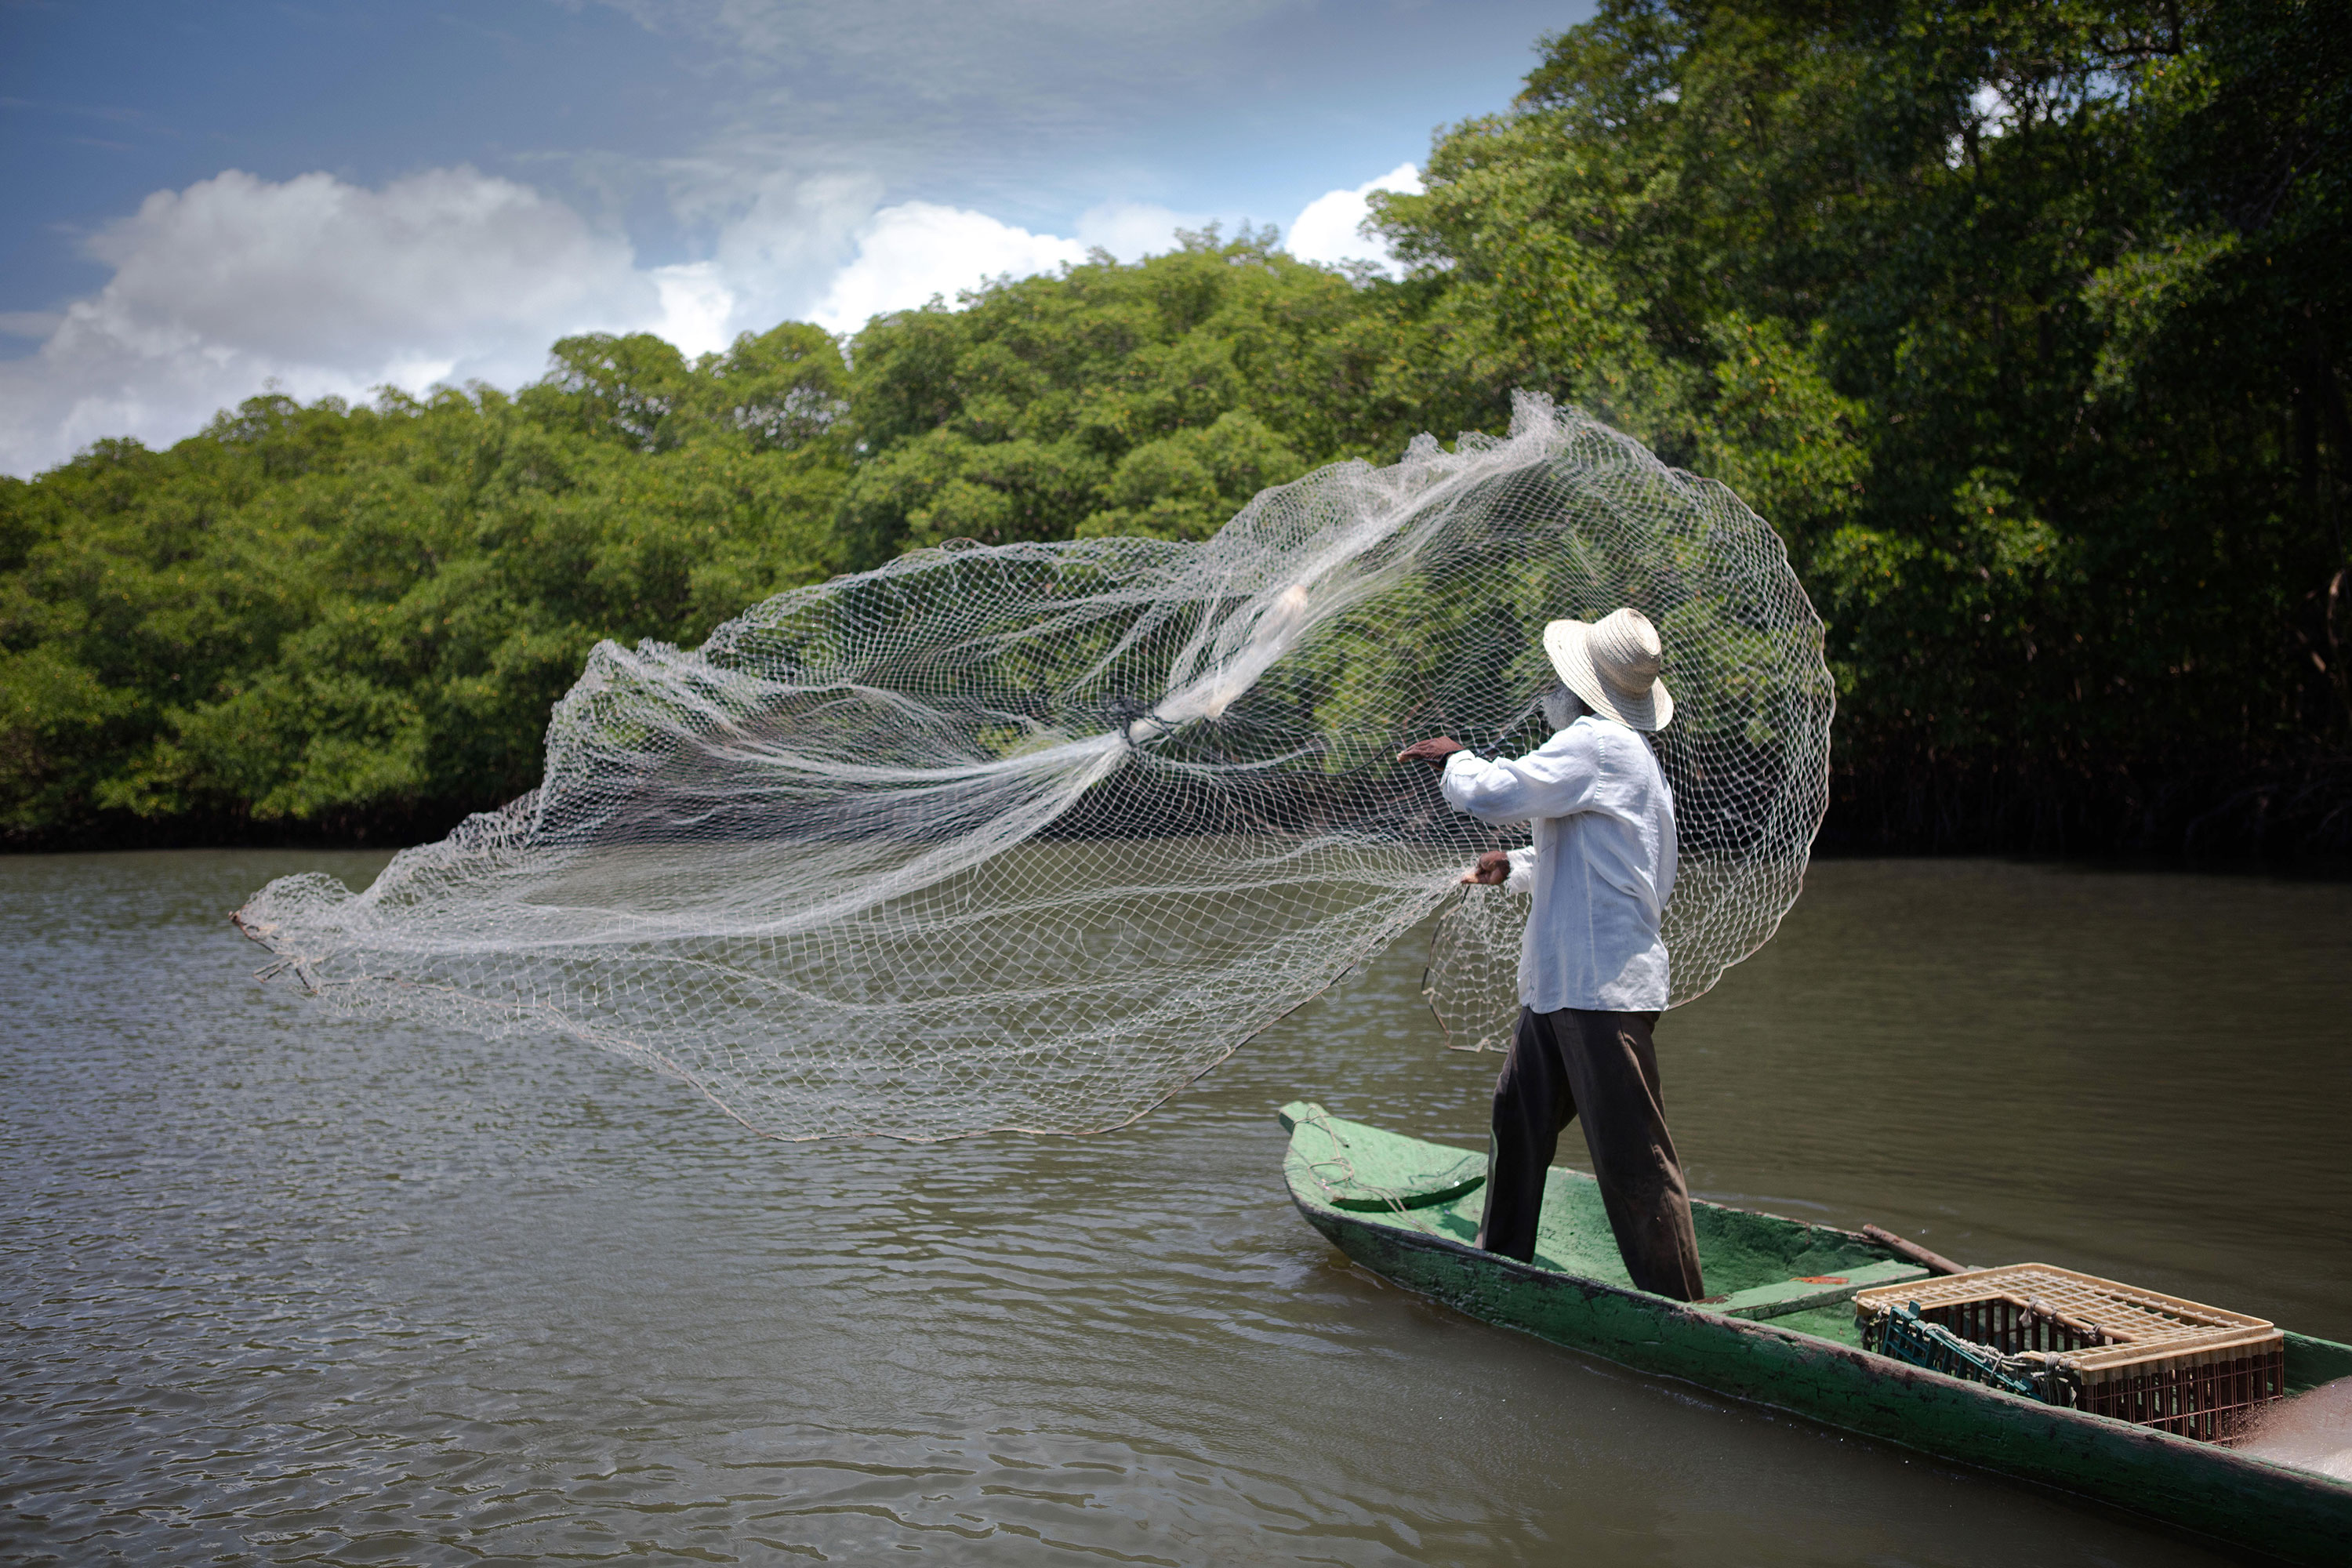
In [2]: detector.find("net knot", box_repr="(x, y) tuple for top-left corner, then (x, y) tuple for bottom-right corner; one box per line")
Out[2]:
(1112, 695), (1178, 750)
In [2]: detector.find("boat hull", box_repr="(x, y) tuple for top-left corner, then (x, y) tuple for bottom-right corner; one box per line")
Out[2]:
(1284, 1110), (2352, 1563)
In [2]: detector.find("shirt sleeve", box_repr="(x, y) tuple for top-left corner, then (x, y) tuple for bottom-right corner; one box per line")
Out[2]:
(1502, 846), (1537, 893)
(1440, 731), (1604, 825)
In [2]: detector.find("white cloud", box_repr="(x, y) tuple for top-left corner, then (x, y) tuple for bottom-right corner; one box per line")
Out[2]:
(78, 168), (646, 365)
(0, 165), (902, 477)
(0, 167), (674, 476)
(648, 262), (738, 358)
(810, 202), (1089, 335)
(1284, 162), (1423, 274)
(699, 169), (882, 337)
(0, 156), (1414, 477)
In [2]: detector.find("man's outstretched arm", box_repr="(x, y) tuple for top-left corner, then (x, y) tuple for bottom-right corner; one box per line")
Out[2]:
(1396, 737), (1464, 766)
(1418, 737), (1599, 826)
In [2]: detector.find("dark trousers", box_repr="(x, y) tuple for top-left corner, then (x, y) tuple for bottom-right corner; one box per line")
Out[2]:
(1475, 1005), (1705, 1301)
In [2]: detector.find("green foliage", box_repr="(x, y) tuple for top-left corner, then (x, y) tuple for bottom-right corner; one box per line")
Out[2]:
(3, 2), (2345, 850)
(534, 322), (849, 452)
(838, 227), (1490, 560)
(2, 343), (851, 838)
(1376, 0), (2351, 842)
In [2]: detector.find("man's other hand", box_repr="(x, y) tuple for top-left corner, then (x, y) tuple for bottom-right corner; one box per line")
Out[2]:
(1397, 736), (1465, 767)
(1461, 850), (1512, 885)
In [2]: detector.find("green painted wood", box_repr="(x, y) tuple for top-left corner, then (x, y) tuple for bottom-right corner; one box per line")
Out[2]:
(1276, 1100), (1486, 1211)
(2285, 1332), (2352, 1394)
(1279, 1102), (2352, 1565)
(1276, 1100), (1917, 1290)
(1715, 1256), (1929, 1320)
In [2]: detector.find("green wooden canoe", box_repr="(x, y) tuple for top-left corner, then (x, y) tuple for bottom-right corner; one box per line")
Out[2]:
(1279, 1101), (2352, 1564)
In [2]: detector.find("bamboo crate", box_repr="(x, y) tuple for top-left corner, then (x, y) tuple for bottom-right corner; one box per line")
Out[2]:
(1854, 1264), (2285, 1441)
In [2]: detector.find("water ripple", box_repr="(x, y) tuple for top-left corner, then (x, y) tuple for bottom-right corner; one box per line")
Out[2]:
(7, 851), (2346, 1563)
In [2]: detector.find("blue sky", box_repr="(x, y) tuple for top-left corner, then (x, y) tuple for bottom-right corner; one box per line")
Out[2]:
(0, 1), (1585, 475)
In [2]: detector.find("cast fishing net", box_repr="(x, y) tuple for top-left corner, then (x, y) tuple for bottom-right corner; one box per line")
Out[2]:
(234, 394), (1832, 1140)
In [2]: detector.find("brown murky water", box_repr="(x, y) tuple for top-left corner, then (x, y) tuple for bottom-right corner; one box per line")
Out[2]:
(4, 851), (2347, 1564)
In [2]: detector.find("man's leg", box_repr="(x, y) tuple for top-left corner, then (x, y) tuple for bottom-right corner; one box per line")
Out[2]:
(1475, 1007), (1574, 1262)
(1558, 1009), (1705, 1301)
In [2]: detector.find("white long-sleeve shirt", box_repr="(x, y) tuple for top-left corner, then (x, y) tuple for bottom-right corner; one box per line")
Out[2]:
(1439, 716), (1678, 1013)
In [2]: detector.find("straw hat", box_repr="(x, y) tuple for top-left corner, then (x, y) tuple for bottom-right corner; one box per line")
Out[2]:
(1542, 608), (1674, 731)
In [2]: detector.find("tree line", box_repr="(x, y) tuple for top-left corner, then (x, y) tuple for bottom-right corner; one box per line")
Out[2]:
(3, 0), (2345, 854)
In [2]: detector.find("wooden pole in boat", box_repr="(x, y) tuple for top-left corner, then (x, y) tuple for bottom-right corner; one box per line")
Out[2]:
(1862, 1224), (1973, 1276)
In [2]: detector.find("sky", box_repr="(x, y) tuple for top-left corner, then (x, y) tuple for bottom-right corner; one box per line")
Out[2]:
(0, 0), (1585, 477)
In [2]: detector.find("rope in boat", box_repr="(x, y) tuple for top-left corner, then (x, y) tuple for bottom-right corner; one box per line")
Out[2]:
(1290, 1105), (1467, 1240)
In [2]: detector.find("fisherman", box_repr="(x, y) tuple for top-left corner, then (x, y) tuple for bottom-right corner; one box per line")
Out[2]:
(1396, 607), (1703, 1301)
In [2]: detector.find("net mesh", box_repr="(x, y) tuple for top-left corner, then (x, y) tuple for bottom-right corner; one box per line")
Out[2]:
(234, 394), (1832, 1140)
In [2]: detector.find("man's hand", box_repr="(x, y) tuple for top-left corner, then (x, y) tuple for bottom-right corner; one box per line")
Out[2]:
(1396, 736), (1465, 767)
(1461, 850), (1512, 885)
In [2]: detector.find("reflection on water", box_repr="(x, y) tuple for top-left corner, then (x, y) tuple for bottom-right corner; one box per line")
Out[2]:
(2, 851), (2346, 1564)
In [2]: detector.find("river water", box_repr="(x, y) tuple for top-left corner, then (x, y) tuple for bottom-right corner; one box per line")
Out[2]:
(4, 851), (2347, 1564)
